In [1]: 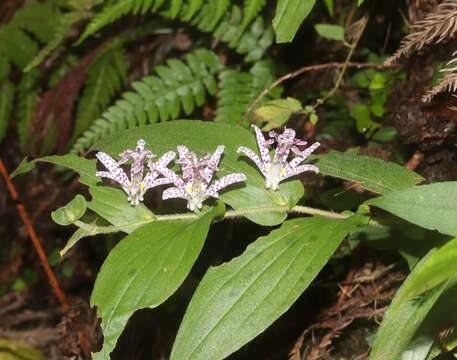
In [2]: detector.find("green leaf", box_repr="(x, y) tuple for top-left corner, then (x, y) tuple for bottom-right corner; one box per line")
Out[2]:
(314, 150), (424, 194)
(88, 186), (154, 232)
(171, 216), (359, 360)
(273, 0), (316, 43)
(368, 182), (457, 236)
(314, 23), (344, 41)
(51, 195), (87, 226)
(254, 97), (302, 131)
(372, 126), (396, 142)
(11, 155), (98, 186)
(350, 103), (372, 133)
(91, 206), (221, 360)
(96, 121), (304, 226)
(60, 224), (97, 257)
(399, 237), (457, 299)
(323, 0), (334, 16)
(370, 251), (453, 360)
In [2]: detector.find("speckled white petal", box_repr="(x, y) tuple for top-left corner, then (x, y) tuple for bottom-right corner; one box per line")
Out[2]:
(96, 152), (130, 186)
(152, 151), (176, 171)
(252, 125), (271, 167)
(162, 187), (190, 200)
(177, 145), (190, 159)
(202, 145), (224, 184)
(158, 167), (186, 188)
(237, 146), (267, 176)
(206, 173), (246, 197)
(280, 164), (319, 181)
(288, 142), (320, 169)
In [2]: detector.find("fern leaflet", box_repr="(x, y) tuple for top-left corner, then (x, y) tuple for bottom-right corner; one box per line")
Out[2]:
(72, 48), (128, 141)
(0, 81), (15, 143)
(70, 49), (223, 153)
(25, 10), (91, 72)
(181, 0), (204, 21)
(17, 71), (41, 152)
(78, 0), (160, 42)
(242, 0), (266, 29)
(0, 26), (39, 69)
(78, 1), (273, 62)
(215, 61), (282, 125)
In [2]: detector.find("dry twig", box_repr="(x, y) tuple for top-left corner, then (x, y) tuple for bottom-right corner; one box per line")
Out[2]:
(244, 16), (381, 122)
(0, 158), (68, 310)
(386, 0), (457, 65)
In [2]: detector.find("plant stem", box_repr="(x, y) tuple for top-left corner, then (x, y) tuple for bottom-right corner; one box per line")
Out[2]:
(75, 204), (351, 236)
(291, 205), (348, 219)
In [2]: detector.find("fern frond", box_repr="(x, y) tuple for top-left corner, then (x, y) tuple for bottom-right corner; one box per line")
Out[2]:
(192, 0), (230, 32)
(70, 49), (223, 154)
(215, 70), (254, 125)
(242, 0), (266, 29)
(77, 0), (160, 43)
(215, 61), (281, 125)
(79, 1), (273, 62)
(210, 6), (274, 62)
(170, 0), (184, 18)
(249, 60), (282, 100)
(180, 0), (204, 21)
(25, 10), (91, 72)
(0, 81), (15, 143)
(423, 57), (457, 102)
(72, 48), (128, 141)
(17, 70), (40, 151)
(9, 2), (61, 43)
(386, 0), (457, 65)
(0, 26), (39, 69)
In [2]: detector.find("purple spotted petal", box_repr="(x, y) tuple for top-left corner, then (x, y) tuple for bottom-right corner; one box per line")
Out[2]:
(287, 142), (320, 169)
(252, 125), (271, 167)
(162, 187), (190, 200)
(280, 164), (319, 181)
(237, 146), (267, 176)
(206, 173), (246, 197)
(96, 152), (130, 187)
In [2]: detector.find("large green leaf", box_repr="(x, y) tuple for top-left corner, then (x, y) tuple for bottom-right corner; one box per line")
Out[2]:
(171, 216), (359, 360)
(399, 237), (457, 299)
(12, 155), (98, 186)
(368, 182), (457, 236)
(96, 121), (304, 226)
(272, 0), (316, 43)
(370, 250), (454, 360)
(91, 204), (223, 360)
(88, 186), (154, 233)
(315, 151), (424, 194)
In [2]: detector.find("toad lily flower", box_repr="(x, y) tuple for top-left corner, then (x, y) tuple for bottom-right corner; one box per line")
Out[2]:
(95, 139), (174, 206)
(238, 125), (320, 191)
(158, 145), (246, 211)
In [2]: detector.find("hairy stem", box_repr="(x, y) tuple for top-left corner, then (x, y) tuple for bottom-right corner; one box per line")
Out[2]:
(74, 204), (351, 237)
